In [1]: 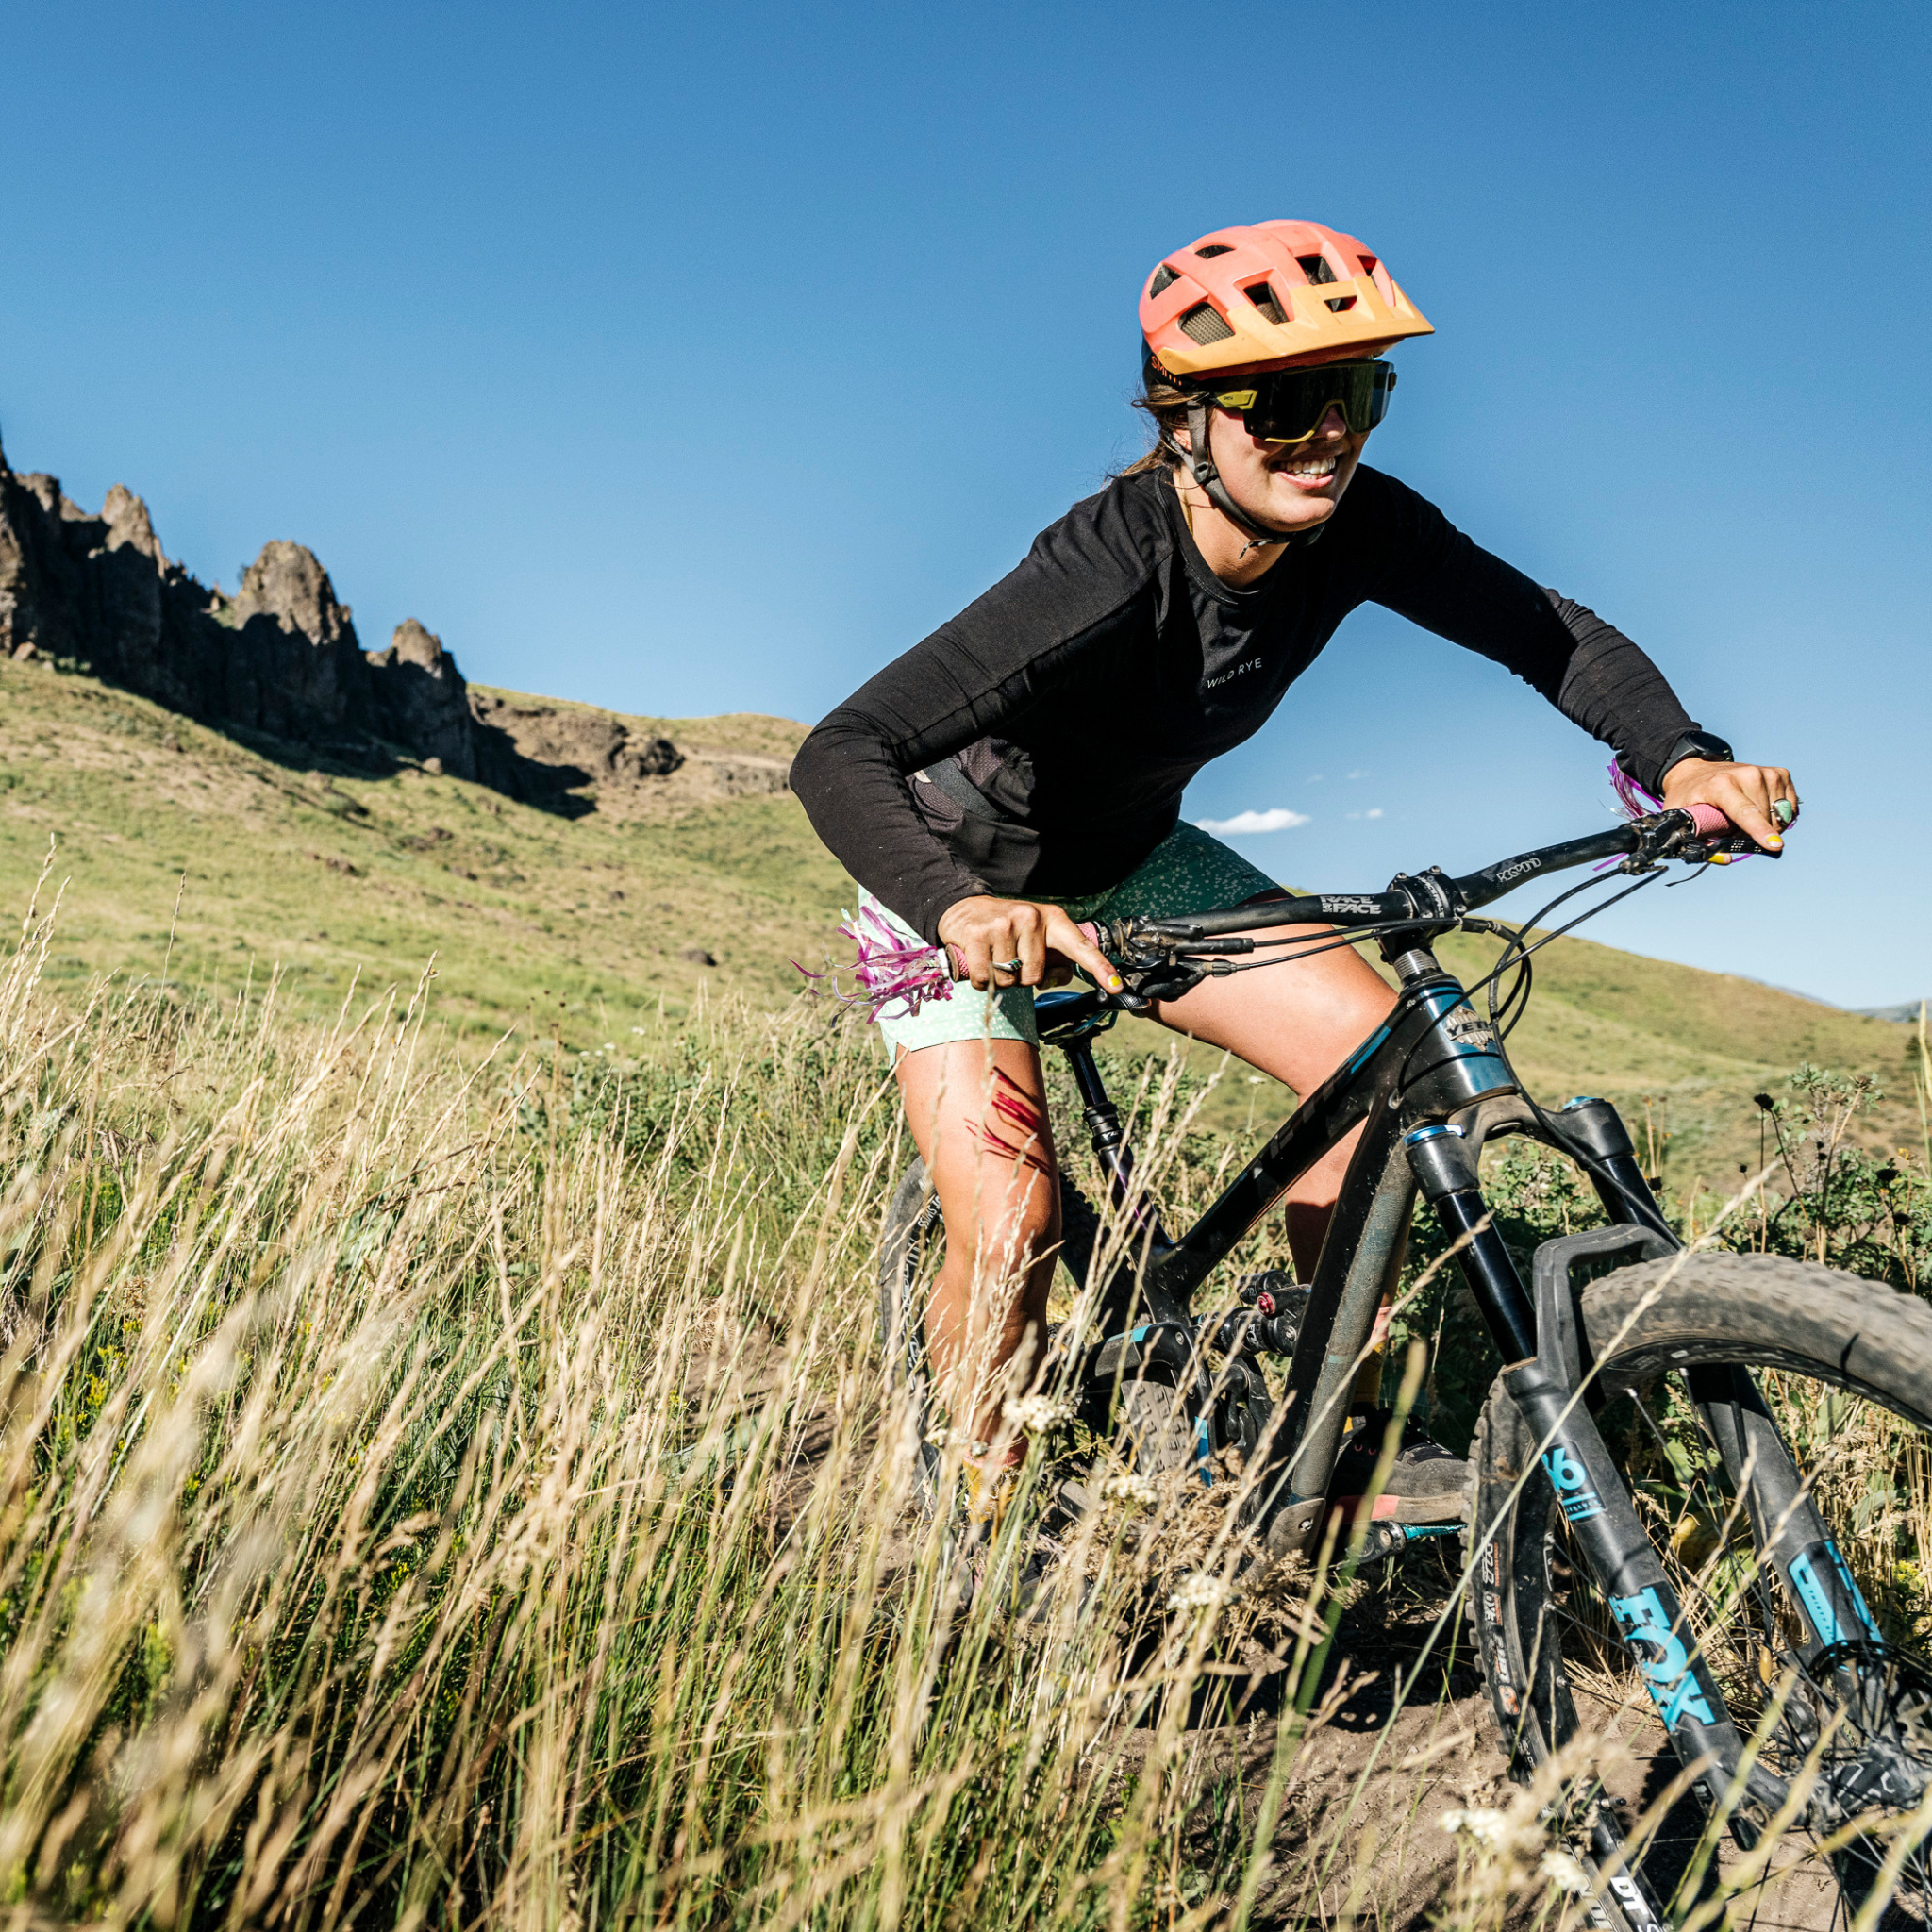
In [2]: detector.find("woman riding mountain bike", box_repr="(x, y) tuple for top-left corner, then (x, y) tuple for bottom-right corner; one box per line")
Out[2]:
(789, 217), (1798, 1524)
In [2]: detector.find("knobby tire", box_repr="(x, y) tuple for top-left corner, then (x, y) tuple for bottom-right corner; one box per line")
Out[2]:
(1469, 1252), (1932, 1929)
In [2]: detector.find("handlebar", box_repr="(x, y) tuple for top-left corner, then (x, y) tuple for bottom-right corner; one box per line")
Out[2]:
(1130, 804), (1776, 945)
(938, 804), (1778, 997)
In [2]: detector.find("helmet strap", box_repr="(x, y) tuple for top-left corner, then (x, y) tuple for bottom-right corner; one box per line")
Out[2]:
(1173, 398), (1325, 553)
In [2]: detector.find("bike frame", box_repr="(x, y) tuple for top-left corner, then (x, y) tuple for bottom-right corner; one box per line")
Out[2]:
(1033, 817), (1880, 1834)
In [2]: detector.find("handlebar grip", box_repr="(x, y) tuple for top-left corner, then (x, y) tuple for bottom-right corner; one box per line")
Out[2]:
(1682, 798), (1783, 860)
(942, 921), (1106, 983)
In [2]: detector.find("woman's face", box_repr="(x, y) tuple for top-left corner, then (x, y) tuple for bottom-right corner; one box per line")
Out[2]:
(1205, 401), (1368, 538)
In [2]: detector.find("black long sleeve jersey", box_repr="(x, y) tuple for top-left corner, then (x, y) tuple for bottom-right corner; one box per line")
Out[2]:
(791, 464), (1701, 945)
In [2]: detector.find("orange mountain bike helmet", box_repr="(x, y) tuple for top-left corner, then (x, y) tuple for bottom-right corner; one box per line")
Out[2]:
(1139, 220), (1432, 548)
(1141, 219), (1431, 382)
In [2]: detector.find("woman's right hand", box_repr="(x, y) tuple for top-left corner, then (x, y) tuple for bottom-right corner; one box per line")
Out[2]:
(936, 896), (1124, 994)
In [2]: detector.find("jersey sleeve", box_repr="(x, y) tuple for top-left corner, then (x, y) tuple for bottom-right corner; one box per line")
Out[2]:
(1353, 469), (1704, 792)
(789, 484), (1163, 942)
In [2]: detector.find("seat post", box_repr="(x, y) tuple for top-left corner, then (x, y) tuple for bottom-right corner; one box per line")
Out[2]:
(1060, 1037), (1151, 1228)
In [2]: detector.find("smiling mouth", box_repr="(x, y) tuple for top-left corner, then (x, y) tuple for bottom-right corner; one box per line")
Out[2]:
(1269, 453), (1340, 489)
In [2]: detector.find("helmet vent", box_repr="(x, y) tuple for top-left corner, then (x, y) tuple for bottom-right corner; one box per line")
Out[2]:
(1148, 263), (1179, 298)
(1244, 282), (1287, 325)
(1296, 254), (1339, 286)
(1176, 302), (1236, 346)
(1194, 243), (1234, 258)
(1324, 295), (1357, 313)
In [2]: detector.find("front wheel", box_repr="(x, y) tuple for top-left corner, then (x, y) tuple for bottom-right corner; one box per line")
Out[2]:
(1470, 1253), (1932, 1928)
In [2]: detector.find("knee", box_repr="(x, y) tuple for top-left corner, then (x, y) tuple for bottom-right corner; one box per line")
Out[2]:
(993, 1166), (1061, 1270)
(954, 1163), (1059, 1277)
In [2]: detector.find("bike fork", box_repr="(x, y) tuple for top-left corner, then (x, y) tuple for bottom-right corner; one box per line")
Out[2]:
(1407, 1126), (1785, 1832)
(1555, 1108), (1885, 1693)
(1690, 1366), (1884, 1657)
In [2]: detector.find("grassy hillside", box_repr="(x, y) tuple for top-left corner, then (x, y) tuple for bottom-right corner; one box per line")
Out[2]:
(0, 658), (841, 1040)
(0, 814), (1922, 1931)
(0, 654), (1912, 1184)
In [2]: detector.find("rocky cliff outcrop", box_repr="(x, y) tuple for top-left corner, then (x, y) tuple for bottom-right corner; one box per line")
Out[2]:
(365, 618), (482, 780)
(0, 447), (459, 763)
(226, 540), (376, 749)
(468, 691), (682, 794)
(0, 437), (790, 813)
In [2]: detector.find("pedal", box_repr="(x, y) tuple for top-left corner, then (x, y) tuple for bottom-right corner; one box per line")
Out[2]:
(1354, 1519), (1464, 1562)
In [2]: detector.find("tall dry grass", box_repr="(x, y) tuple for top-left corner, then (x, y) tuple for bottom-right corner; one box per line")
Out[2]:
(0, 868), (1506, 1931)
(0, 857), (1920, 1931)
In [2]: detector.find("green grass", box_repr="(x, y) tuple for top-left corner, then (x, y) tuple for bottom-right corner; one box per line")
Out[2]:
(0, 659), (848, 1044)
(0, 653), (1912, 1188)
(0, 901), (1500, 1931)
(0, 891), (1924, 1930)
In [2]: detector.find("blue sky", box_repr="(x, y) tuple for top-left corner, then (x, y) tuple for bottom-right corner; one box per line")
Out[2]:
(3, 0), (1926, 1006)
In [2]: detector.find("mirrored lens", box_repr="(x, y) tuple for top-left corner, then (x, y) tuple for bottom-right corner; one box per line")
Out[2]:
(1226, 363), (1393, 442)
(1363, 363), (1396, 430)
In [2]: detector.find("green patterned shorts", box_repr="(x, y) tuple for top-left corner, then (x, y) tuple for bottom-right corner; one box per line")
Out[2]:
(866, 821), (1280, 1058)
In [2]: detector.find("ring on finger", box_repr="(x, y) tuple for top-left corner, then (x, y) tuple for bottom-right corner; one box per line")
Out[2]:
(1771, 798), (1796, 828)
(991, 956), (1023, 974)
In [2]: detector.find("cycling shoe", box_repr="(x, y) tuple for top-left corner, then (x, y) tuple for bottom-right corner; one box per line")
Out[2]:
(1328, 1406), (1470, 1524)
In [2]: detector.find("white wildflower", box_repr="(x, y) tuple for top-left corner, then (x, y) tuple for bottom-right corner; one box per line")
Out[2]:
(1540, 1849), (1592, 1894)
(1103, 1472), (1160, 1506)
(1167, 1572), (1225, 1613)
(1440, 1807), (1510, 1845)
(1003, 1393), (1071, 1435)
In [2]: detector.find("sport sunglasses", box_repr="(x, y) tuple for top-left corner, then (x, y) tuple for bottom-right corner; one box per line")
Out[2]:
(1208, 360), (1397, 444)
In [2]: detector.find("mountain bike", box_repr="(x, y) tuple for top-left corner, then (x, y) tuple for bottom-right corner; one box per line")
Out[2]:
(878, 802), (1932, 1928)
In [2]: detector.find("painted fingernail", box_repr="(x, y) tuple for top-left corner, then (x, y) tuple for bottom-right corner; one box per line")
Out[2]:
(1108, 975), (1124, 991)
(1766, 834), (1783, 848)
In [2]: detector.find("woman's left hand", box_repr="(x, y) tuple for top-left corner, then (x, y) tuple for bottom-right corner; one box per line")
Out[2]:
(1658, 758), (1799, 852)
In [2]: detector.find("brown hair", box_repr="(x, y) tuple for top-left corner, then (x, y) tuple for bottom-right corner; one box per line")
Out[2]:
(1115, 367), (1195, 478)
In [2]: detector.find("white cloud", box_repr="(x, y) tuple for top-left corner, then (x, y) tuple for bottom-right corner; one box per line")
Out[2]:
(1195, 808), (1312, 836)
(1367, 807), (1384, 819)
(1347, 769), (1369, 780)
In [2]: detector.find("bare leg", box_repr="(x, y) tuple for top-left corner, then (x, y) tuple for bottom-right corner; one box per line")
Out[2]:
(1153, 927), (1398, 1282)
(894, 1036), (1058, 1465)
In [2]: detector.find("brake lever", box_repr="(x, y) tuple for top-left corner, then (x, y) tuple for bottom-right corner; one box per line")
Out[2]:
(1097, 915), (1215, 1010)
(1109, 961), (1214, 1010)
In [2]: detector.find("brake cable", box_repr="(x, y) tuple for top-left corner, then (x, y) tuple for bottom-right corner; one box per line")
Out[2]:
(1464, 867), (1666, 1026)
(1466, 870), (1680, 1221)
(1164, 918), (1435, 974)
(1110, 838), (1698, 1226)
(1139, 851), (1661, 991)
